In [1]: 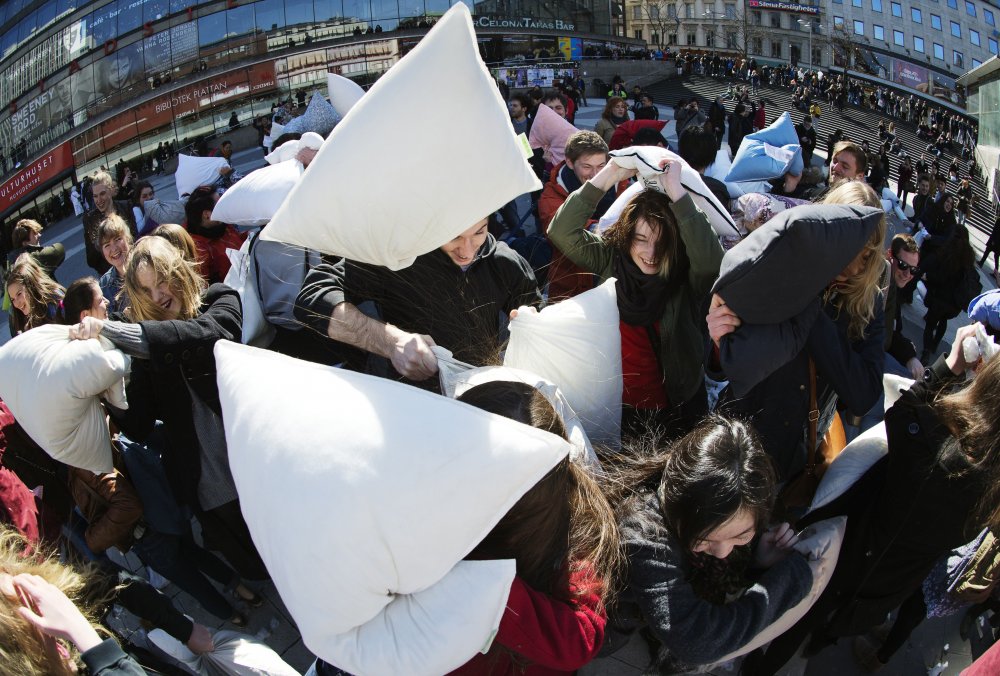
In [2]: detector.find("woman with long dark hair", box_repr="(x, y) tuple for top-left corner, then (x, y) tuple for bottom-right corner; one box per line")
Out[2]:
(921, 224), (977, 363)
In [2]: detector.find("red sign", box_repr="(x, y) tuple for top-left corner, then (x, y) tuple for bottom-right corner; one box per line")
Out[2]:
(0, 142), (73, 213)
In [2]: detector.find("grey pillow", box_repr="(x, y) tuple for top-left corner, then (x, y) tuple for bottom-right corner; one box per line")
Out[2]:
(711, 203), (883, 324)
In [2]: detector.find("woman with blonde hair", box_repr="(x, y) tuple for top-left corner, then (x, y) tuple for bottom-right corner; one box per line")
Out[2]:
(95, 214), (133, 314)
(594, 96), (630, 145)
(708, 180), (887, 480)
(69, 237), (268, 584)
(5, 254), (64, 335)
(150, 222), (199, 265)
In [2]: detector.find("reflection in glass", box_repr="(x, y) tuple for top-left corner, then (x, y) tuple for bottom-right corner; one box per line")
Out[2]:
(118, 0), (144, 34)
(255, 0), (286, 33)
(286, 0), (315, 25)
(144, 0), (169, 23)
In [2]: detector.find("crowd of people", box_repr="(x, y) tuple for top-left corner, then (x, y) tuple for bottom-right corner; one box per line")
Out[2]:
(1, 57), (1000, 676)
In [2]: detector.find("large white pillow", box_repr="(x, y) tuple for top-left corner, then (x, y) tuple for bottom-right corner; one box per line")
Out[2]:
(174, 154), (230, 198)
(283, 92), (339, 137)
(504, 278), (622, 449)
(810, 422), (888, 513)
(147, 628), (300, 675)
(528, 102), (577, 165)
(223, 233), (274, 347)
(0, 325), (129, 474)
(260, 4), (541, 271)
(711, 516), (847, 665)
(434, 353), (600, 469)
(211, 159), (303, 227)
(605, 147), (741, 240)
(327, 73), (366, 118)
(323, 559), (515, 675)
(264, 131), (324, 166)
(214, 341), (569, 642)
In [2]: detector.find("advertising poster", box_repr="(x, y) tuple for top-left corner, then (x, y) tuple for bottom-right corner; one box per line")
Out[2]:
(892, 59), (930, 92)
(0, 142), (73, 213)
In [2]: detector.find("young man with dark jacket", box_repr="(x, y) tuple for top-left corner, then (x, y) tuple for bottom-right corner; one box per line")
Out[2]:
(82, 171), (137, 275)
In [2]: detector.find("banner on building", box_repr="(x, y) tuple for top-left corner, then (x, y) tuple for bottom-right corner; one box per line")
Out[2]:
(0, 142), (73, 213)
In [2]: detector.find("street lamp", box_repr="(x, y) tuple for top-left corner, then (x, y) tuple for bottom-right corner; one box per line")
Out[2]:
(798, 19), (814, 72)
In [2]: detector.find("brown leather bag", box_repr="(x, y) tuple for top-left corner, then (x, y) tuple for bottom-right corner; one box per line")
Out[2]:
(777, 359), (848, 517)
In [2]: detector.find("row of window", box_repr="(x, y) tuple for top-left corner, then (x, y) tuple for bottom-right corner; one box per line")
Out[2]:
(838, 15), (993, 62)
(835, 0), (993, 25)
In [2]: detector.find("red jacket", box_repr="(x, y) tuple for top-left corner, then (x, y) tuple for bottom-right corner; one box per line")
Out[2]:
(754, 106), (766, 131)
(187, 224), (246, 285)
(539, 164), (597, 302)
(0, 402), (40, 545)
(608, 120), (667, 151)
(450, 569), (606, 675)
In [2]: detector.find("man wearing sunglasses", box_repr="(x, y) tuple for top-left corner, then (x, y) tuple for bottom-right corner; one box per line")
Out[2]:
(885, 233), (924, 380)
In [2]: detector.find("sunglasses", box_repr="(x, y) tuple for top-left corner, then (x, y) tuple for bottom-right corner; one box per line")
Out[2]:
(894, 259), (920, 276)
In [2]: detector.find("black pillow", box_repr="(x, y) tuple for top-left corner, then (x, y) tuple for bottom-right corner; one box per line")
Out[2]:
(711, 204), (883, 324)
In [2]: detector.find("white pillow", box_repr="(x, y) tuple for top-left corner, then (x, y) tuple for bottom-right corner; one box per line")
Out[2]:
(327, 73), (366, 118)
(323, 559), (515, 675)
(606, 147), (741, 240)
(259, 4), (541, 271)
(810, 422), (888, 513)
(223, 233), (274, 347)
(434, 353), (600, 469)
(528, 102), (577, 165)
(711, 516), (847, 665)
(212, 160), (303, 227)
(263, 121), (286, 151)
(148, 628), (300, 675)
(214, 341), (569, 641)
(264, 132), (324, 166)
(0, 325), (129, 474)
(283, 92), (339, 137)
(883, 374), (914, 413)
(174, 154), (230, 198)
(504, 278), (622, 449)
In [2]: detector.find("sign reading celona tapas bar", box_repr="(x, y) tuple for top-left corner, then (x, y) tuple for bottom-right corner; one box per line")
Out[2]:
(0, 142), (73, 214)
(747, 0), (821, 15)
(475, 15), (576, 30)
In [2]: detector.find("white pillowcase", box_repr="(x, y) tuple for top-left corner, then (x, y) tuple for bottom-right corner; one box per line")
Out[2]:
(148, 628), (300, 675)
(211, 159), (303, 227)
(327, 73), (366, 118)
(528, 102), (577, 165)
(883, 374), (914, 412)
(264, 132), (324, 166)
(605, 147), (741, 240)
(214, 341), (569, 643)
(712, 516), (847, 665)
(323, 560), (515, 675)
(174, 154), (230, 198)
(223, 233), (274, 348)
(0, 324), (129, 474)
(504, 278), (622, 449)
(434, 354), (599, 468)
(263, 121), (286, 151)
(810, 422), (888, 513)
(260, 4), (541, 270)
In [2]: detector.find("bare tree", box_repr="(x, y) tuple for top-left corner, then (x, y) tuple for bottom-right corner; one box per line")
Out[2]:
(634, 0), (676, 50)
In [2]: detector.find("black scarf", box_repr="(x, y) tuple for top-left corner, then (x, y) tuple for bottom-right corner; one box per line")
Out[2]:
(610, 114), (629, 125)
(612, 250), (676, 326)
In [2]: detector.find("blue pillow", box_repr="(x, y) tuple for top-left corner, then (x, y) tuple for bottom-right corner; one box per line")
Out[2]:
(284, 92), (340, 137)
(724, 112), (804, 183)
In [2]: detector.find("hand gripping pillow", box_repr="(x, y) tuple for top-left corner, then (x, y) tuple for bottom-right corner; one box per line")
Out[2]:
(608, 120), (668, 151)
(148, 628), (300, 675)
(434, 352), (600, 469)
(212, 159), (304, 227)
(264, 131), (324, 165)
(0, 325), (129, 474)
(323, 559), (516, 675)
(174, 154), (230, 198)
(711, 516), (847, 665)
(528, 101), (577, 165)
(607, 146), (741, 240)
(283, 92), (340, 137)
(260, 4), (541, 270)
(327, 73), (366, 118)
(711, 204), (884, 324)
(214, 341), (569, 648)
(504, 278), (622, 449)
(883, 374), (914, 413)
(810, 422), (888, 512)
(724, 112), (804, 183)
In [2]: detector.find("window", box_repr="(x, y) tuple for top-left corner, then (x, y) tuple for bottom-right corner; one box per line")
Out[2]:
(752, 36), (763, 53)
(947, 0), (957, 7)
(987, 9), (996, 26)
(752, 10), (762, 24)
(951, 20), (961, 37)
(834, 15), (845, 28)
(651, 32), (660, 45)
(634, 28), (643, 39)
(685, 3), (694, 18)
(727, 31), (737, 47)
(934, 42), (944, 58)
(668, 4), (677, 18)
(854, 19), (865, 34)
(687, 32), (696, 44)
(725, 3), (736, 19)
(911, 7), (921, 23)
(953, 49), (964, 67)
(632, 6), (641, 19)
(832, 0), (842, 4)
(931, 13), (941, 29)
(891, 1), (902, 17)
(852, 0), (862, 6)
(771, 12), (781, 27)
(872, 0), (882, 10)
(966, 1), (976, 16)
(668, 33), (677, 45)
(874, 24), (885, 40)
(973, 58), (983, 67)
(771, 40), (782, 57)
(914, 35), (925, 51)
(705, 32), (714, 46)
(893, 28), (904, 44)
(991, 38), (999, 55)
(971, 29), (981, 46)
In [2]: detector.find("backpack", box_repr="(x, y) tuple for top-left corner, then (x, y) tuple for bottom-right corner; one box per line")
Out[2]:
(954, 264), (984, 311)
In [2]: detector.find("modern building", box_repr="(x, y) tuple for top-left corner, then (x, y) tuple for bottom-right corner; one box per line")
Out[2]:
(958, 55), (1000, 205)
(625, 0), (996, 105)
(0, 0), (639, 230)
